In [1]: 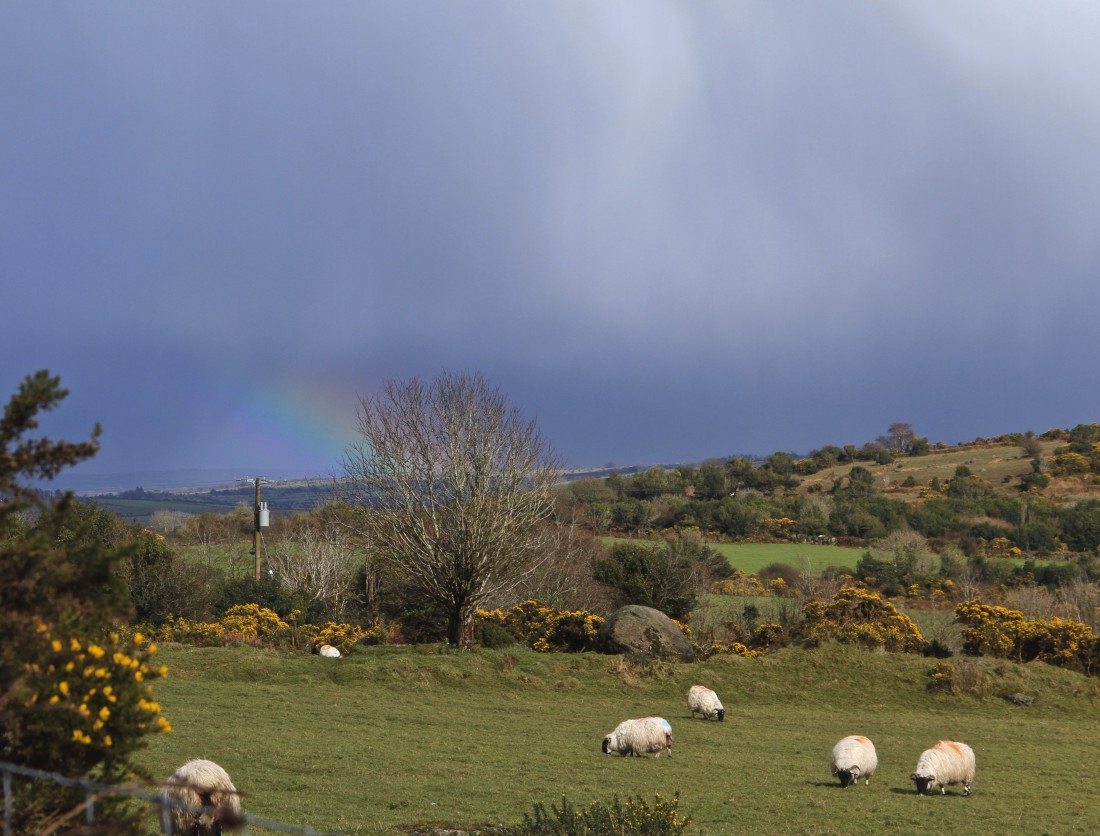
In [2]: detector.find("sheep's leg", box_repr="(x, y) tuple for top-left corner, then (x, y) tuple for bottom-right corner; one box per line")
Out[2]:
(963, 784), (971, 797)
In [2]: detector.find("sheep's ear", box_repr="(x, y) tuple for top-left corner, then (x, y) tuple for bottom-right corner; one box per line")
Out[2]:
(910, 773), (918, 780)
(850, 765), (861, 776)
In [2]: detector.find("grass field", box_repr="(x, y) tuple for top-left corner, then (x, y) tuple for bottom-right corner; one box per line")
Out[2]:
(707, 542), (866, 573)
(176, 543), (258, 576)
(136, 643), (1100, 834)
(605, 538), (1063, 579)
(605, 539), (868, 574)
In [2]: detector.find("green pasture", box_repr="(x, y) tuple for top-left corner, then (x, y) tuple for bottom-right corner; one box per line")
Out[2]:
(177, 543), (258, 576)
(90, 497), (227, 524)
(137, 643), (1100, 834)
(605, 538), (1063, 579)
(605, 538), (867, 574)
(708, 542), (866, 573)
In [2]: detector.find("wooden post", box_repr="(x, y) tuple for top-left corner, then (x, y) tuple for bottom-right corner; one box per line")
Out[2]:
(253, 477), (262, 581)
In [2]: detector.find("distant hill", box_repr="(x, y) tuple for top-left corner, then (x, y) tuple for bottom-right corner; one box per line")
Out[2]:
(798, 437), (1098, 503)
(87, 481), (336, 524)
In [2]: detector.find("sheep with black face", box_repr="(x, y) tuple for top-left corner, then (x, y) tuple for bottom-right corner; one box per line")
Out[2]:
(687, 685), (724, 721)
(829, 735), (878, 788)
(911, 740), (976, 796)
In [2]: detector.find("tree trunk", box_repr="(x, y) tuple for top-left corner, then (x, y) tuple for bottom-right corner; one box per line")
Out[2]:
(446, 605), (474, 646)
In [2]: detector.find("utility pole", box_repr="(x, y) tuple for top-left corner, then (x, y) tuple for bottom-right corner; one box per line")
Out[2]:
(253, 477), (262, 580)
(240, 476), (270, 580)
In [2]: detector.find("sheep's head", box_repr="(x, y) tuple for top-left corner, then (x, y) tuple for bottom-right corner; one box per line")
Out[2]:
(837, 769), (855, 788)
(716, 708), (725, 722)
(911, 773), (935, 795)
(602, 735), (613, 755)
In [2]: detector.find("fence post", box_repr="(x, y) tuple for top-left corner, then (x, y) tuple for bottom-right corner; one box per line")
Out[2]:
(159, 798), (172, 835)
(3, 767), (11, 836)
(85, 789), (95, 823)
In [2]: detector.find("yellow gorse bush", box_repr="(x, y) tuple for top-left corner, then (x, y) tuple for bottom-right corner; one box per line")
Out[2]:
(300, 621), (387, 655)
(220, 603), (290, 640)
(157, 604), (298, 648)
(703, 641), (762, 659)
(802, 586), (925, 653)
(955, 600), (1098, 671)
(475, 600), (604, 652)
(23, 621), (169, 762)
(711, 573), (769, 596)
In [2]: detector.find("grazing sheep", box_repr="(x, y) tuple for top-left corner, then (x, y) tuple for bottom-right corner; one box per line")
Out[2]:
(161, 759), (242, 835)
(687, 685), (725, 721)
(829, 735), (878, 788)
(911, 741), (976, 796)
(319, 644), (341, 658)
(601, 717), (673, 758)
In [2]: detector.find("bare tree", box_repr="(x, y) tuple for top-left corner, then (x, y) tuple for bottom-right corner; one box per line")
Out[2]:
(340, 372), (559, 645)
(267, 515), (364, 619)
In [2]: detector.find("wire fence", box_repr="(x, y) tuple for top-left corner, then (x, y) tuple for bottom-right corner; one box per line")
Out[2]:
(0, 760), (333, 835)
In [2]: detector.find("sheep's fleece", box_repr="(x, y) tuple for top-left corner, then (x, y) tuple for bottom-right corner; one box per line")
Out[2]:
(602, 717), (673, 757)
(911, 741), (976, 796)
(161, 759), (241, 834)
(829, 735), (878, 787)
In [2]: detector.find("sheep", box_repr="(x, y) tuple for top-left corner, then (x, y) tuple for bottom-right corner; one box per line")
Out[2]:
(686, 685), (724, 721)
(319, 644), (342, 658)
(601, 717), (673, 758)
(829, 735), (878, 788)
(161, 759), (243, 835)
(910, 740), (976, 796)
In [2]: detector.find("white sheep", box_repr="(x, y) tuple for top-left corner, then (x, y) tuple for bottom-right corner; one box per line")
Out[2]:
(601, 717), (673, 758)
(319, 644), (342, 658)
(910, 740), (976, 796)
(829, 735), (878, 787)
(686, 685), (725, 721)
(161, 759), (243, 835)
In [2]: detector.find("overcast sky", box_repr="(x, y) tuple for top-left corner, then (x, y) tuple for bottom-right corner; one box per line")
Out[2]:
(3, 2), (1099, 486)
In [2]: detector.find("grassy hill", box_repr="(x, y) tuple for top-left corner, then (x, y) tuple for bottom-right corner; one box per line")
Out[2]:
(136, 643), (1100, 834)
(796, 439), (1085, 502)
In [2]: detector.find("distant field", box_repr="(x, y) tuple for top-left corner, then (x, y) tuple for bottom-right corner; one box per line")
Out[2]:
(137, 643), (1100, 834)
(709, 541), (867, 573)
(91, 497), (234, 524)
(88, 483), (334, 524)
(605, 538), (868, 573)
(604, 538), (1067, 579)
(177, 543), (258, 576)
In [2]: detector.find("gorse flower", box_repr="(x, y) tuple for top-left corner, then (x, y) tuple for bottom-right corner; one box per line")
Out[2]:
(25, 622), (172, 766)
(475, 600), (605, 652)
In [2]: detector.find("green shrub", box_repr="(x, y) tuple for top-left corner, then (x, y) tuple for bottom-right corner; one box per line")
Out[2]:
(506, 792), (690, 835)
(475, 619), (516, 648)
(216, 574), (303, 619)
(0, 371), (167, 831)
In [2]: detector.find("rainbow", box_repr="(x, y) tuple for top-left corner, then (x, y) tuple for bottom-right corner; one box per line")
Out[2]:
(202, 371), (359, 474)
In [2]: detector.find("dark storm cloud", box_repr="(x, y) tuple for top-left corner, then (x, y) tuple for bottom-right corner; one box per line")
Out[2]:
(2, 2), (1098, 477)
